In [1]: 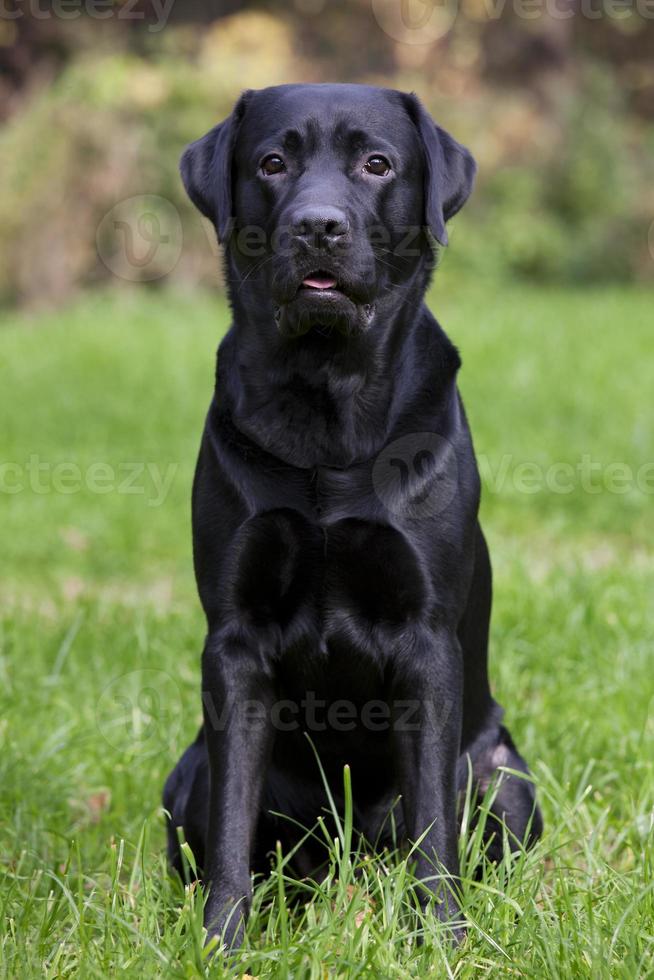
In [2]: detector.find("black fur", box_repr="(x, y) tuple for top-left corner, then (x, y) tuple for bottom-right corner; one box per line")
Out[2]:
(164, 83), (541, 950)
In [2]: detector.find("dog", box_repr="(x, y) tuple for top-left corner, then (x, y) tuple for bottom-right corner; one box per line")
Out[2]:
(163, 83), (542, 950)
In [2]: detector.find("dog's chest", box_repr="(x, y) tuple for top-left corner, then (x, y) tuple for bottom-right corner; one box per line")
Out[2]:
(229, 504), (429, 637)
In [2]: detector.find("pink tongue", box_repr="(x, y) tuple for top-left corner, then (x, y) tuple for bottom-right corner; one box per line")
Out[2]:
(302, 273), (337, 290)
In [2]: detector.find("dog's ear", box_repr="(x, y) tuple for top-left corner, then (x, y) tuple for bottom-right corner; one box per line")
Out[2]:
(180, 90), (252, 243)
(404, 94), (476, 247)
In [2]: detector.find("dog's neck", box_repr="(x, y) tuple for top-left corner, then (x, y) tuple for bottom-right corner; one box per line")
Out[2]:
(215, 275), (461, 470)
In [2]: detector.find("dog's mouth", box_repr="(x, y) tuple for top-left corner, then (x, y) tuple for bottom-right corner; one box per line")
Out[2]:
(299, 271), (341, 293)
(273, 267), (375, 339)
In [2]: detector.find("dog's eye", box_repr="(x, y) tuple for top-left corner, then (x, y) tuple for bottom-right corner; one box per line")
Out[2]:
(261, 154), (286, 176)
(364, 155), (391, 177)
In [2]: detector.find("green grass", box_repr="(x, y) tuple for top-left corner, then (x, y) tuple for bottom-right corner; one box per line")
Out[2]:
(1, 281), (653, 977)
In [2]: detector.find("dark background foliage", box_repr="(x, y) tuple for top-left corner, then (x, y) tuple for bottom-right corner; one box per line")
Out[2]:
(0, 0), (653, 306)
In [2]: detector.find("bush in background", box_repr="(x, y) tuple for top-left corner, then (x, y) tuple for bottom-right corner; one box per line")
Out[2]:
(0, 8), (652, 307)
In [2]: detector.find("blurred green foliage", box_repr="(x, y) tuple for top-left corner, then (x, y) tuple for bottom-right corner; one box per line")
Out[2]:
(449, 68), (653, 283)
(0, 8), (652, 306)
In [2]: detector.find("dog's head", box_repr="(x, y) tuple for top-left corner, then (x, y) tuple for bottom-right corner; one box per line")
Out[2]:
(181, 84), (475, 340)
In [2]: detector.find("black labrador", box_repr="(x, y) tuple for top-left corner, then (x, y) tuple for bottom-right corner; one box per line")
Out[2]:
(163, 83), (542, 949)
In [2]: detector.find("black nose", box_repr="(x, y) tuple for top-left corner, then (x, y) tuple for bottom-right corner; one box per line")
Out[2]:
(290, 206), (350, 249)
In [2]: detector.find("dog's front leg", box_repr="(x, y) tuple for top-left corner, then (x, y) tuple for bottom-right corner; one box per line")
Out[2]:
(391, 627), (464, 938)
(201, 630), (275, 952)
